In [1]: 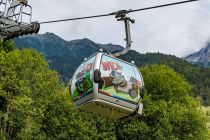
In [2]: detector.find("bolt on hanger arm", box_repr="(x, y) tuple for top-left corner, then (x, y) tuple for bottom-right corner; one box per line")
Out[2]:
(111, 10), (135, 57)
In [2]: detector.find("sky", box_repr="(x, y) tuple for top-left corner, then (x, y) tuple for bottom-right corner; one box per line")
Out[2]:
(29, 0), (210, 57)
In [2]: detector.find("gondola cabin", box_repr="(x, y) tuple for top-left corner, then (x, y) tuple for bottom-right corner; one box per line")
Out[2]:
(70, 53), (144, 119)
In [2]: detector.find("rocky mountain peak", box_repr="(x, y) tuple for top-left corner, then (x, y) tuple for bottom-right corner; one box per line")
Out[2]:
(185, 42), (210, 66)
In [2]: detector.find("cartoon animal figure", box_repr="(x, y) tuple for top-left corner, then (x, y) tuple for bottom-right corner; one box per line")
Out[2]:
(82, 71), (92, 92)
(111, 71), (138, 98)
(75, 79), (84, 95)
(75, 71), (92, 95)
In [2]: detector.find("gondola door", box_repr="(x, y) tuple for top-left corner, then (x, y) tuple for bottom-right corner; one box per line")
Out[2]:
(71, 56), (96, 106)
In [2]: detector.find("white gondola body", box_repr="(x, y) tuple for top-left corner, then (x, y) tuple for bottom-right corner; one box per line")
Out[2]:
(70, 53), (144, 119)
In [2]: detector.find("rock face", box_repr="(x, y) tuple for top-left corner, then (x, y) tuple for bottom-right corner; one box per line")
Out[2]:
(185, 43), (210, 67)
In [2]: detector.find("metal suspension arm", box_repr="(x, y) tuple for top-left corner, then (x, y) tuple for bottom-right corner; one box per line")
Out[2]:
(0, 0), (40, 40)
(111, 10), (135, 57)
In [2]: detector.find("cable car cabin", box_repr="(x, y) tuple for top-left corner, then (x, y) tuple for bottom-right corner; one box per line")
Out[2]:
(70, 53), (144, 119)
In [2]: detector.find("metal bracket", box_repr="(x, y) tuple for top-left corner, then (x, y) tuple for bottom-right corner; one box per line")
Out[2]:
(111, 10), (135, 57)
(0, 0), (39, 40)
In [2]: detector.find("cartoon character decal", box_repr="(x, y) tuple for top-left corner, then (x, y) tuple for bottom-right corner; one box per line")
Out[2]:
(99, 55), (143, 103)
(71, 57), (95, 101)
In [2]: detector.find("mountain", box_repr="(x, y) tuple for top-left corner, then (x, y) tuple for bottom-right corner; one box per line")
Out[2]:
(14, 33), (210, 105)
(185, 43), (210, 67)
(14, 33), (123, 83)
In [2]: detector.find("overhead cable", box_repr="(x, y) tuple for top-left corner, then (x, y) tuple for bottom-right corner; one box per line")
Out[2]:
(39, 0), (198, 24)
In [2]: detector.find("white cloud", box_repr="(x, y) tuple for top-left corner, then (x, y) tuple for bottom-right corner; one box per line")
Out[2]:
(29, 0), (210, 57)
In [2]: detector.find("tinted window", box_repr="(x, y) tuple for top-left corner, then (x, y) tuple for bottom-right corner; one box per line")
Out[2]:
(71, 57), (95, 101)
(99, 55), (141, 103)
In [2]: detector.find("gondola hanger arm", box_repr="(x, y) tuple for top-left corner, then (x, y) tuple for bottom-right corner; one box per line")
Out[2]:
(110, 10), (134, 57)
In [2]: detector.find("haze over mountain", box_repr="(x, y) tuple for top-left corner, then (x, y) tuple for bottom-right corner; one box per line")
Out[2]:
(185, 42), (210, 67)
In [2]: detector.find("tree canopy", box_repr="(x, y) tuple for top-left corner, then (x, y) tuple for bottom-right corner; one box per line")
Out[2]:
(0, 43), (116, 139)
(0, 41), (207, 139)
(116, 65), (208, 140)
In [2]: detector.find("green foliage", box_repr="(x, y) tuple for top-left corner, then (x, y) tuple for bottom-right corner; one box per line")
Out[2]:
(141, 65), (193, 104)
(0, 48), (116, 139)
(116, 65), (208, 140)
(0, 48), (61, 139)
(40, 90), (116, 140)
(0, 40), (14, 52)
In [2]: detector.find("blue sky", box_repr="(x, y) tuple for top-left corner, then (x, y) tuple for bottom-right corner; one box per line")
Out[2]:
(30, 0), (210, 57)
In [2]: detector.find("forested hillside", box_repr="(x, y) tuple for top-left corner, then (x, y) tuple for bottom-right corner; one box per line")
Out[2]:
(14, 33), (210, 105)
